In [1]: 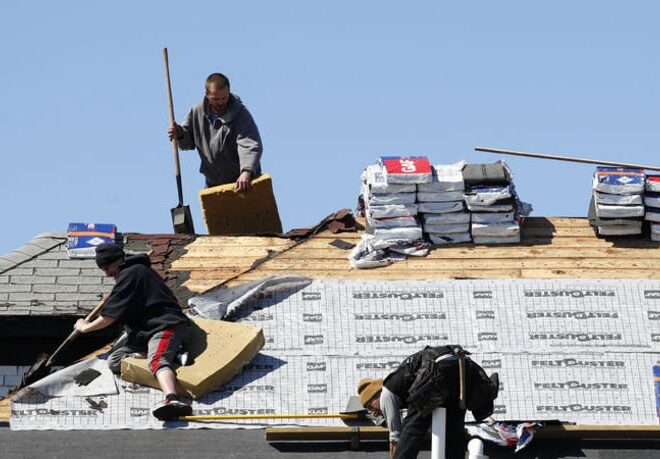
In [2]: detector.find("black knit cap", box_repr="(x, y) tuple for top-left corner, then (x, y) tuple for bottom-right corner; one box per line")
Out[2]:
(95, 243), (125, 269)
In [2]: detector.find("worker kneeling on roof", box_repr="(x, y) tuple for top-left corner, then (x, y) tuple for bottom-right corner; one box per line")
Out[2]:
(357, 345), (499, 459)
(74, 243), (193, 421)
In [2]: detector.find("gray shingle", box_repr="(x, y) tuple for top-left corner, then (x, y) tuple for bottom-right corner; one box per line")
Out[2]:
(0, 294), (7, 301)
(0, 284), (32, 293)
(29, 305), (56, 314)
(14, 244), (49, 258)
(81, 269), (104, 277)
(36, 268), (80, 277)
(38, 251), (69, 260)
(9, 293), (55, 302)
(6, 268), (35, 276)
(57, 276), (103, 285)
(53, 304), (80, 314)
(33, 284), (79, 294)
(11, 276), (56, 285)
(0, 277), (8, 284)
(21, 260), (58, 268)
(58, 259), (99, 269)
(103, 277), (116, 286)
(0, 252), (30, 265)
(55, 293), (103, 302)
(78, 285), (113, 294)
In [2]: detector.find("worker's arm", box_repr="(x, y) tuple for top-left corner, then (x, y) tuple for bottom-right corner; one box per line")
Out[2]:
(75, 315), (116, 333)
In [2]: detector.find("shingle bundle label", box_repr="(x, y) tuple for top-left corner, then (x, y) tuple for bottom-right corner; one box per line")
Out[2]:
(379, 156), (433, 184)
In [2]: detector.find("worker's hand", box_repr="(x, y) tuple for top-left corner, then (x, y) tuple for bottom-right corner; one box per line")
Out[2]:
(235, 170), (253, 192)
(167, 123), (183, 141)
(74, 319), (91, 333)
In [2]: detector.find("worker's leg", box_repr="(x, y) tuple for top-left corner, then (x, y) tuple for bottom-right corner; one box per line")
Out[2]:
(393, 408), (431, 459)
(107, 345), (143, 374)
(155, 366), (177, 394)
(444, 407), (467, 459)
(147, 323), (192, 421)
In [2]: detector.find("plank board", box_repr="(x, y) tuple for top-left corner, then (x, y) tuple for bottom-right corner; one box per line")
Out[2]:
(171, 217), (660, 292)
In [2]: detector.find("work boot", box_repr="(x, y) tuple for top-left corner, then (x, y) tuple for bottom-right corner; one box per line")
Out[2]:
(152, 393), (192, 421)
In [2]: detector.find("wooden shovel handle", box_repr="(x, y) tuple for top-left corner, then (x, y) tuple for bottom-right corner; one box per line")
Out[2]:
(45, 295), (110, 366)
(163, 47), (184, 206)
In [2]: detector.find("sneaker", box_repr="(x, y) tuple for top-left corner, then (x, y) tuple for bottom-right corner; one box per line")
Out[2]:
(152, 394), (192, 421)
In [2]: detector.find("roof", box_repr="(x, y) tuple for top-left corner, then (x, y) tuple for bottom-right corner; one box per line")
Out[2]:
(0, 233), (195, 316)
(171, 217), (660, 293)
(2, 217), (658, 314)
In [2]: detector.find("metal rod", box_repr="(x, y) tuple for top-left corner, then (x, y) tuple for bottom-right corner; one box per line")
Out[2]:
(474, 146), (660, 172)
(181, 413), (359, 422)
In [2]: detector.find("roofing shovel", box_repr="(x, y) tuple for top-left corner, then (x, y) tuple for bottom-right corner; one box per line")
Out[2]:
(163, 47), (195, 234)
(12, 296), (109, 392)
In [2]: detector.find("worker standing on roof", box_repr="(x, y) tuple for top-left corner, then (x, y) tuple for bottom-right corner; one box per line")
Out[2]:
(74, 243), (193, 421)
(357, 345), (499, 459)
(167, 73), (262, 191)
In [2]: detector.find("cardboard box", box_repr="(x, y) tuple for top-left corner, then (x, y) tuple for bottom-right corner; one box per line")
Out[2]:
(66, 223), (117, 258)
(120, 317), (264, 399)
(199, 173), (283, 235)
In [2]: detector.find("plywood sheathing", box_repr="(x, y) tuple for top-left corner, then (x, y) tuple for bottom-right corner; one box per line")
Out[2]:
(170, 217), (660, 293)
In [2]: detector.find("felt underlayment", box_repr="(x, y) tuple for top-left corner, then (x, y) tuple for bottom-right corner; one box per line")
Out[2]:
(11, 277), (660, 430)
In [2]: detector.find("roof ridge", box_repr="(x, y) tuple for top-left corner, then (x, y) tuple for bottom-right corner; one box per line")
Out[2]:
(0, 234), (67, 275)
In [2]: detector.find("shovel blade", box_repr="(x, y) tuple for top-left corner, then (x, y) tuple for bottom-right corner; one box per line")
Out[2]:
(171, 205), (195, 234)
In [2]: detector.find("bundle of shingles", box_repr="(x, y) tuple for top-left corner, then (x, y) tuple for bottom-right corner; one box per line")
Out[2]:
(350, 157), (431, 268)
(462, 161), (530, 244)
(645, 175), (660, 241)
(418, 161), (471, 244)
(589, 167), (645, 236)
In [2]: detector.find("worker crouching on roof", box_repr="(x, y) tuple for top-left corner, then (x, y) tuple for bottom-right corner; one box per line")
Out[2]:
(74, 243), (193, 421)
(357, 345), (499, 459)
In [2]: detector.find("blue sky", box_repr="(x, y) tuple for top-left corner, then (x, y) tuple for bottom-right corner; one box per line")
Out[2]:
(1, 1), (659, 255)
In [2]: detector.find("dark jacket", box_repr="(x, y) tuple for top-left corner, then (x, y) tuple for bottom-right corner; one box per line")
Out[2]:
(178, 94), (262, 186)
(101, 254), (189, 346)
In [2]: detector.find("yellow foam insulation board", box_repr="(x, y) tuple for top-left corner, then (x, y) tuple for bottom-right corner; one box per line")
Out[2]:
(120, 317), (264, 399)
(199, 173), (283, 235)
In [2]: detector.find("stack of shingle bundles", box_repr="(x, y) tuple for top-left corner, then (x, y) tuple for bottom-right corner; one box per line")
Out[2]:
(645, 175), (660, 241)
(417, 161), (471, 245)
(350, 157), (432, 268)
(463, 161), (522, 244)
(591, 167), (645, 236)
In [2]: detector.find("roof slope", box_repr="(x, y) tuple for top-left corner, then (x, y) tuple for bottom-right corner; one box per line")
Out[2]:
(171, 217), (660, 293)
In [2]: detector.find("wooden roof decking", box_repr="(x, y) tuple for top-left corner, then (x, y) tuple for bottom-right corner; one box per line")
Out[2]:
(171, 217), (660, 293)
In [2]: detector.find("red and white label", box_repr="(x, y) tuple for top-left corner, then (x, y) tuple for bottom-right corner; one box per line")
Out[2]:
(381, 157), (432, 175)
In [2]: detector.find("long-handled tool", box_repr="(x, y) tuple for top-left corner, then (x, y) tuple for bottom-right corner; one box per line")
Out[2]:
(180, 410), (367, 422)
(181, 413), (360, 422)
(163, 47), (195, 234)
(475, 146), (660, 171)
(13, 296), (109, 391)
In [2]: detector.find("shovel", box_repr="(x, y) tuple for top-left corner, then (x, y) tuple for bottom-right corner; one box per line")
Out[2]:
(13, 296), (109, 391)
(163, 47), (195, 234)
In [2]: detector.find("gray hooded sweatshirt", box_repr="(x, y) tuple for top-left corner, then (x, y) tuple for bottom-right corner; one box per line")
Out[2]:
(177, 94), (262, 186)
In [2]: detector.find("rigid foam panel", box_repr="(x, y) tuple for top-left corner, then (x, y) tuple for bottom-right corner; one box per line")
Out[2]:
(199, 173), (283, 235)
(120, 317), (264, 399)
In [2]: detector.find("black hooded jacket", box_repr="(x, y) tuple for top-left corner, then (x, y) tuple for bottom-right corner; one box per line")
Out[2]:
(101, 254), (189, 346)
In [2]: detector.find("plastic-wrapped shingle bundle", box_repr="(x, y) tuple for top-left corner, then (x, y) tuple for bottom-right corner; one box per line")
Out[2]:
(417, 161), (471, 245)
(351, 158), (431, 268)
(590, 167), (645, 236)
(463, 161), (528, 244)
(645, 176), (660, 236)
